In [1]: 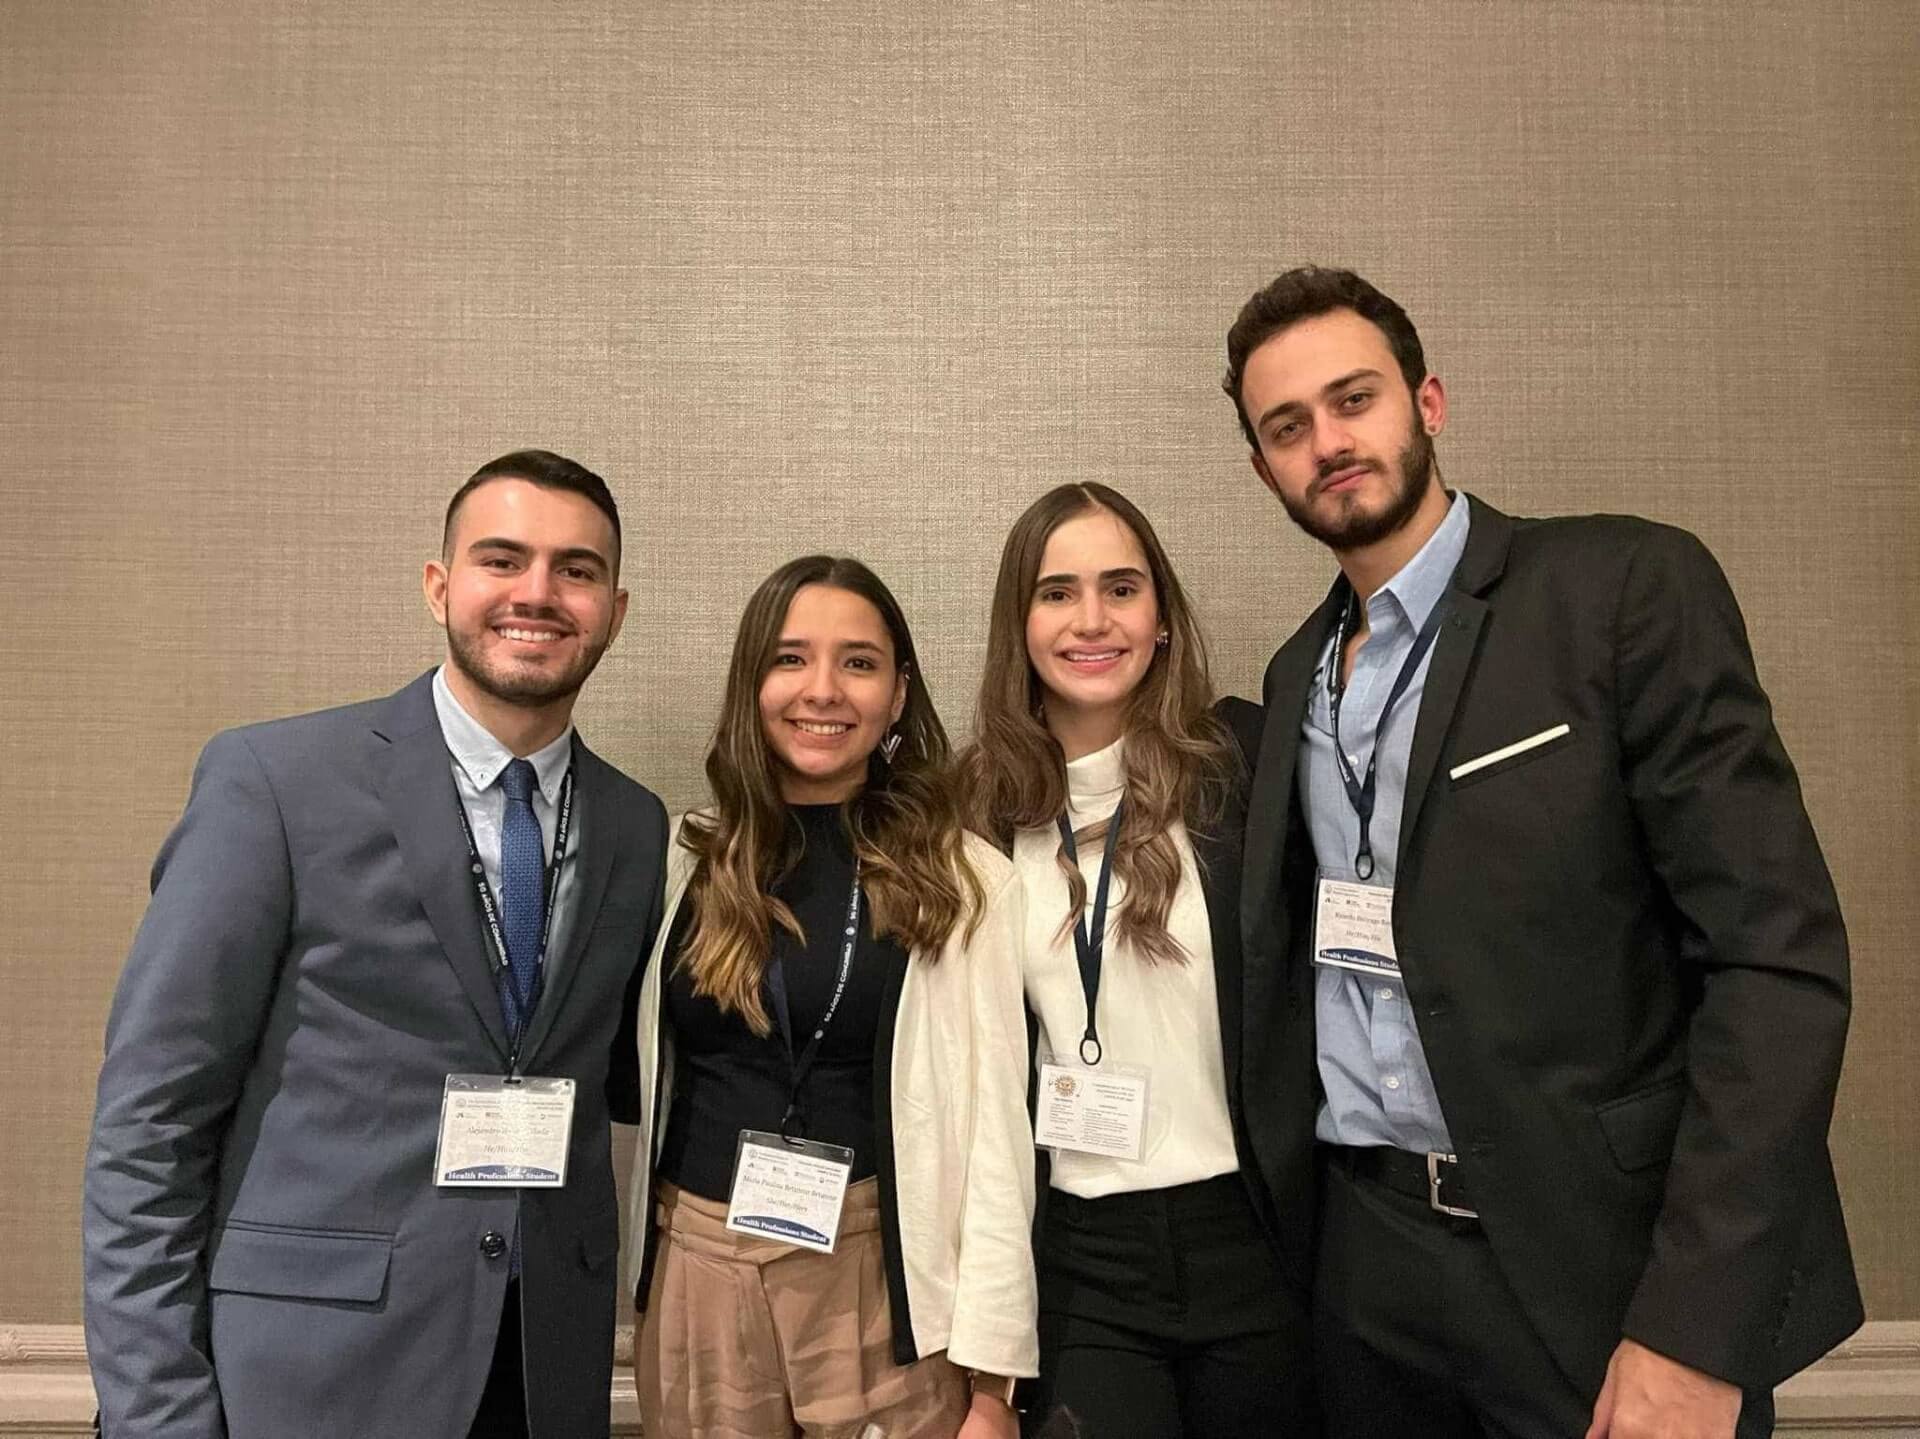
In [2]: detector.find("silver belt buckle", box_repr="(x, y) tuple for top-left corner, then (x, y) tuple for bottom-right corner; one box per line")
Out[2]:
(1426, 1151), (1478, 1219)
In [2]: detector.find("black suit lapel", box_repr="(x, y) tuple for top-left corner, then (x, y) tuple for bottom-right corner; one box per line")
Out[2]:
(374, 676), (513, 1066)
(1242, 583), (1342, 950)
(1400, 495), (1513, 856)
(1193, 801), (1246, 1096)
(1239, 583), (1342, 1078)
(515, 739), (621, 1068)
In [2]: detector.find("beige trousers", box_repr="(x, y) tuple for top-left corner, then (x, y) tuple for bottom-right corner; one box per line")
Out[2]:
(636, 1178), (971, 1439)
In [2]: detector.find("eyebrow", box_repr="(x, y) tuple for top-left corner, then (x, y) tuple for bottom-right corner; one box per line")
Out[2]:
(776, 637), (889, 654)
(467, 537), (612, 571)
(1253, 368), (1385, 431)
(1034, 566), (1149, 588)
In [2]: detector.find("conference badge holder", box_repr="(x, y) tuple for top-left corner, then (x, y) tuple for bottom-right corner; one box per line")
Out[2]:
(1034, 1052), (1150, 1161)
(725, 1129), (855, 1253)
(1312, 875), (1402, 978)
(434, 1074), (575, 1187)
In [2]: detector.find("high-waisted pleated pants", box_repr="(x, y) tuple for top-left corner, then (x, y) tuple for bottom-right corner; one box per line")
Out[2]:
(636, 1177), (972, 1439)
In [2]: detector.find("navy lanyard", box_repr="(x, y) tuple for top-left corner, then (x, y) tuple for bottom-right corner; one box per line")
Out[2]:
(453, 761), (574, 1072)
(1055, 800), (1125, 1066)
(766, 861), (863, 1141)
(1327, 589), (1447, 880)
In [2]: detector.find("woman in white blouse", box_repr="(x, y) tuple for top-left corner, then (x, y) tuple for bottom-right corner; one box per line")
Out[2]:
(957, 485), (1315, 1437)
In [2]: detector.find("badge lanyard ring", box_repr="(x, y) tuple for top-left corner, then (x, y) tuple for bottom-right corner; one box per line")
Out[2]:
(1056, 799), (1125, 1067)
(454, 759), (575, 1079)
(1327, 590), (1448, 882)
(768, 859), (863, 1144)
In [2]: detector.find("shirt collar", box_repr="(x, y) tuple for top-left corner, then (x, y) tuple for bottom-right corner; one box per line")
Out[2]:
(1372, 490), (1471, 632)
(432, 666), (574, 802)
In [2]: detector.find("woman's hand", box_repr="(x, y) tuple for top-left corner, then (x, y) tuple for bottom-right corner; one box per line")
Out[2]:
(955, 1389), (1019, 1439)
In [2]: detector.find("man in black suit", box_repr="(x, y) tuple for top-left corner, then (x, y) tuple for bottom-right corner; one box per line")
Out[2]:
(1225, 268), (1860, 1439)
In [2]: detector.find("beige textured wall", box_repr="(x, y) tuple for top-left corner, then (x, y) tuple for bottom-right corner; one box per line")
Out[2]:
(3, 1), (1914, 1328)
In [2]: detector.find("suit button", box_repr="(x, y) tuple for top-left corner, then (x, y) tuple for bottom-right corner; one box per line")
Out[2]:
(480, 1230), (507, 1259)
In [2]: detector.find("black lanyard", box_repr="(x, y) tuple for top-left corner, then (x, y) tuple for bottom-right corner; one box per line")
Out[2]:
(453, 760), (574, 1072)
(1055, 800), (1124, 1066)
(1327, 589), (1447, 880)
(766, 861), (863, 1142)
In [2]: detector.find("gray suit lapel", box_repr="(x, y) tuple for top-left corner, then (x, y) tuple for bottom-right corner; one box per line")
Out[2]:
(514, 740), (620, 1069)
(374, 678), (513, 1065)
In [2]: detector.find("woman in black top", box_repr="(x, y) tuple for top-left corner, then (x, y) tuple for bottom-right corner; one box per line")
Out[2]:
(627, 555), (1035, 1439)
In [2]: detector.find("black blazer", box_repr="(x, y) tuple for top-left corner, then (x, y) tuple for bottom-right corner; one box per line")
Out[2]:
(1193, 694), (1314, 1290)
(1029, 696), (1316, 1292)
(1238, 494), (1861, 1393)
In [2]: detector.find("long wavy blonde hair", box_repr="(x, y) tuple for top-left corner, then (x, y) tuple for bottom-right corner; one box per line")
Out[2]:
(678, 555), (983, 1035)
(957, 484), (1234, 965)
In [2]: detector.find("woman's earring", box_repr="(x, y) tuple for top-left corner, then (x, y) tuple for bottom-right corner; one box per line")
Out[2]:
(1155, 631), (1170, 648)
(879, 728), (904, 764)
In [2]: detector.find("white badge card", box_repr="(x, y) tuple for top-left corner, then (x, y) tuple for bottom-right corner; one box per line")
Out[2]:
(725, 1130), (855, 1253)
(1033, 1056), (1150, 1161)
(1313, 876), (1401, 977)
(435, 1075), (575, 1187)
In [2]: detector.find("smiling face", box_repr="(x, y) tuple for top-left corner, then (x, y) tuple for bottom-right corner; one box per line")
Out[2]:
(758, 583), (908, 804)
(1240, 307), (1446, 553)
(1024, 507), (1162, 756)
(424, 477), (627, 718)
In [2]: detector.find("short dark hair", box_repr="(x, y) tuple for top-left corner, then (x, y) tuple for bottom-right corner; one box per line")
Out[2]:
(442, 449), (622, 569)
(1222, 266), (1428, 449)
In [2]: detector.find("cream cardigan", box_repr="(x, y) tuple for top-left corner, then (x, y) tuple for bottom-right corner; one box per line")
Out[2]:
(622, 819), (1039, 1378)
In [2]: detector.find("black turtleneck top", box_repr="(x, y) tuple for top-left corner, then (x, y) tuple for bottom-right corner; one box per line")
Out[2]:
(655, 804), (904, 1201)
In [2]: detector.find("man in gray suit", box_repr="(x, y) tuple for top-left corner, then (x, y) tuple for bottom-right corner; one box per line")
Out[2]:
(84, 450), (669, 1438)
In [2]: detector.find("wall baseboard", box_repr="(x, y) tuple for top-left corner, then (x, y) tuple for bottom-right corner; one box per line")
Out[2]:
(6, 1320), (1916, 1436)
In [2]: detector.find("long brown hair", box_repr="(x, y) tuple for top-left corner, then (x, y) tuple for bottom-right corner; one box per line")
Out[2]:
(958, 484), (1233, 965)
(679, 555), (983, 1035)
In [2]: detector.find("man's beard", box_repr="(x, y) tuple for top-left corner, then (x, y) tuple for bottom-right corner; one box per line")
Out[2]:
(1279, 419), (1436, 552)
(445, 610), (610, 710)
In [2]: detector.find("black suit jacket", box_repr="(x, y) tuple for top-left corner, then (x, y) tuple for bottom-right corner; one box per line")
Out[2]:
(1239, 494), (1861, 1393)
(1028, 696), (1316, 1292)
(1194, 695), (1316, 1290)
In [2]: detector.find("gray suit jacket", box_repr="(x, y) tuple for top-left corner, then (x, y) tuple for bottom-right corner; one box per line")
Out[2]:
(83, 672), (668, 1438)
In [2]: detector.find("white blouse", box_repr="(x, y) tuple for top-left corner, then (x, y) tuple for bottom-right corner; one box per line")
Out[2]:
(1014, 739), (1241, 1199)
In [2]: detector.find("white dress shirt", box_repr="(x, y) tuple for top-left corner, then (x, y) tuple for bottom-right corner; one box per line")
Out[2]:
(431, 666), (582, 980)
(1014, 739), (1240, 1199)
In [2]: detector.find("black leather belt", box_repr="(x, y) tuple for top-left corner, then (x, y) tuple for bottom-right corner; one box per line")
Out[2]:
(1328, 1144), (1478, 1220)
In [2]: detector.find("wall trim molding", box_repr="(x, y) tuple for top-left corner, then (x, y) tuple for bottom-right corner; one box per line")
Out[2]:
(5, 1320), (1917, 1436)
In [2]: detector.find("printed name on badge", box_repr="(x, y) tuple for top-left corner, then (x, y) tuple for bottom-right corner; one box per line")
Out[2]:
(725, 1130), (855, 1254)
(434, 1075), (575, 1187)
(1033, 1056), (1150, 1161)
(1313, 876), (1402, 977)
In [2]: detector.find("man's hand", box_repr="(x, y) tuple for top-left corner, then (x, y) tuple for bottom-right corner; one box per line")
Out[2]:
(1585, 1338), (1743, 1439)
(956, 1389), (1019, 1439)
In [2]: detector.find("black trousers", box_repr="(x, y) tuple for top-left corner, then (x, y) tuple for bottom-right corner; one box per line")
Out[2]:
(1315, 1152), (1776, 1439)
(467, 1280), (530, 1439)
(1022, 1173), (1317, 1439)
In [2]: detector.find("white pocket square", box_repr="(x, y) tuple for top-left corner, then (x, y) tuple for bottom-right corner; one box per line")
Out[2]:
(1449, 723), (1572, 781)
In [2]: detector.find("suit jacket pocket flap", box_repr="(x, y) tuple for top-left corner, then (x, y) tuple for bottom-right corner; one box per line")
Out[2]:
(208, 1222), (394, 1302)
(1596, 1076), (1687, 1173)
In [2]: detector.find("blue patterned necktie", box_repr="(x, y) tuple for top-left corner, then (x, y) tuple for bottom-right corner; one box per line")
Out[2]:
(496, 758), (546, 1038)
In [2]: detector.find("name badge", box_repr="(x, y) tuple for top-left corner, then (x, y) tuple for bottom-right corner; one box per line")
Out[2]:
(1033, 1055), (1150, 1160)
(724, 1130), (854, 1253)
(434, 1075), (574, 1187)
(1313, 875), (1401, 977)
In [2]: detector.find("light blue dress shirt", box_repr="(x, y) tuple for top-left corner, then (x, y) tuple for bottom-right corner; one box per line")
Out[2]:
(431, 666), (582, 980)
(1298, 494), (1470, 1152)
